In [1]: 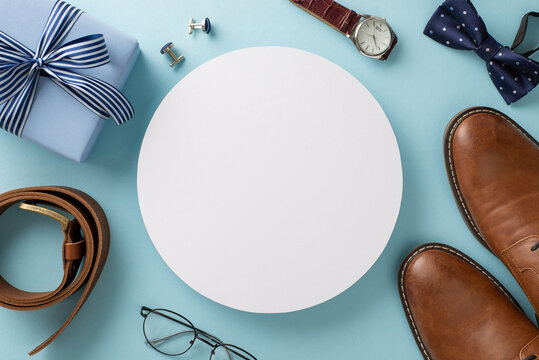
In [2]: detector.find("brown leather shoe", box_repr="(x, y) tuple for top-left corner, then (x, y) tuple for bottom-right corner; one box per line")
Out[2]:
(399, 243), (539, 360)
(444, 107), (539, 318)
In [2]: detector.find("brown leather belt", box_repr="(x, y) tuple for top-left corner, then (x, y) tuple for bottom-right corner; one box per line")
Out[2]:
(0, 186), (110, 356)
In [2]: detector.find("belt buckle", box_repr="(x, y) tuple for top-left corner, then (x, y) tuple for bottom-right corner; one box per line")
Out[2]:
(19, 202), (70, 232)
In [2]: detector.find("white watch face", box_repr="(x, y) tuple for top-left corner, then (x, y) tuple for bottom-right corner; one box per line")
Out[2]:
(355, 18), (392, 56)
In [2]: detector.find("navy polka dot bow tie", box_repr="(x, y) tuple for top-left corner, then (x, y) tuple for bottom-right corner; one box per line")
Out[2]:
(424, 0), (539, 104)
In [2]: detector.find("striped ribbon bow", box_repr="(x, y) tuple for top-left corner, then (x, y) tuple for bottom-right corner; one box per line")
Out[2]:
(0, 0), (134, 137)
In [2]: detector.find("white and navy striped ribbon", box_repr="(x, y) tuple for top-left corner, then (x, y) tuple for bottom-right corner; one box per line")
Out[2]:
(0, 0), (133, 137)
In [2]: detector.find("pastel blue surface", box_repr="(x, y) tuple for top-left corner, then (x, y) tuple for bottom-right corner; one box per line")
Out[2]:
(0, 0), (139, 162)
(0, 0), (538, 359)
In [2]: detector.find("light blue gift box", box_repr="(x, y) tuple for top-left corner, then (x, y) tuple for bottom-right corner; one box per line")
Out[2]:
(0, 0), (139, 162)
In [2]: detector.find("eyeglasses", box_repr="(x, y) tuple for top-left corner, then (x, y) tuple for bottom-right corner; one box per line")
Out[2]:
(140, 306), (257, 360)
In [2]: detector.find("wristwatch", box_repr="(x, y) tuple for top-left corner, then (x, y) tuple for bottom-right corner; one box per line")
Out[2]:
(290, 0), (397, 60)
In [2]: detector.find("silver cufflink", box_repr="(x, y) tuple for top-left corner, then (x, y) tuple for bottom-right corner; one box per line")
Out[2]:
(189, 17), (211, 35)
(161, 42), (184, 67)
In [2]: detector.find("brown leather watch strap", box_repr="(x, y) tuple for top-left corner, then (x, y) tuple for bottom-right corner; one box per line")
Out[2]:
(0, 186), (110, 356)
(290, 0), (362, 35)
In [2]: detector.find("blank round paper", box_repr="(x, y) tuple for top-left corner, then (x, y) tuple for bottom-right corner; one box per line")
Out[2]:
(138, 47), (402, 313)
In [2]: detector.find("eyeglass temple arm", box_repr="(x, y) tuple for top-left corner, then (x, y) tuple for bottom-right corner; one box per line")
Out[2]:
(147, 330), (219, 350)
(147, 331), (194, 346)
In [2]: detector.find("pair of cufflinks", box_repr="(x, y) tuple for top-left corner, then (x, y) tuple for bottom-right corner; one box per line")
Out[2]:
(161, 17), (211, 67)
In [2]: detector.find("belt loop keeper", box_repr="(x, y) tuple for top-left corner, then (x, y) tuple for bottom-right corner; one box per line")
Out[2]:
(64, 240), (86, 260)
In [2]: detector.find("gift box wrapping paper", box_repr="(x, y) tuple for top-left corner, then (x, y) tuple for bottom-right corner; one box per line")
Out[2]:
(0, 0), (139, 161)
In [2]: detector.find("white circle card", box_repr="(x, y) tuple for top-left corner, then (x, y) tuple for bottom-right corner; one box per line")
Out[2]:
(138, 47), (402, 313)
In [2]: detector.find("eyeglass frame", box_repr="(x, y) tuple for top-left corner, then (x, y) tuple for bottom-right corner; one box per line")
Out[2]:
(140, 306), (257, 360)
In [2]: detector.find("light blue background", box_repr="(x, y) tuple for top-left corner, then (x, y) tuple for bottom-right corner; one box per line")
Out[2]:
(0, 0), (538, 359)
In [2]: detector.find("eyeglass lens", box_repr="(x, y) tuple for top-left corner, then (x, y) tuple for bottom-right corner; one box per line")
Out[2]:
(143, 309), (196, 356)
